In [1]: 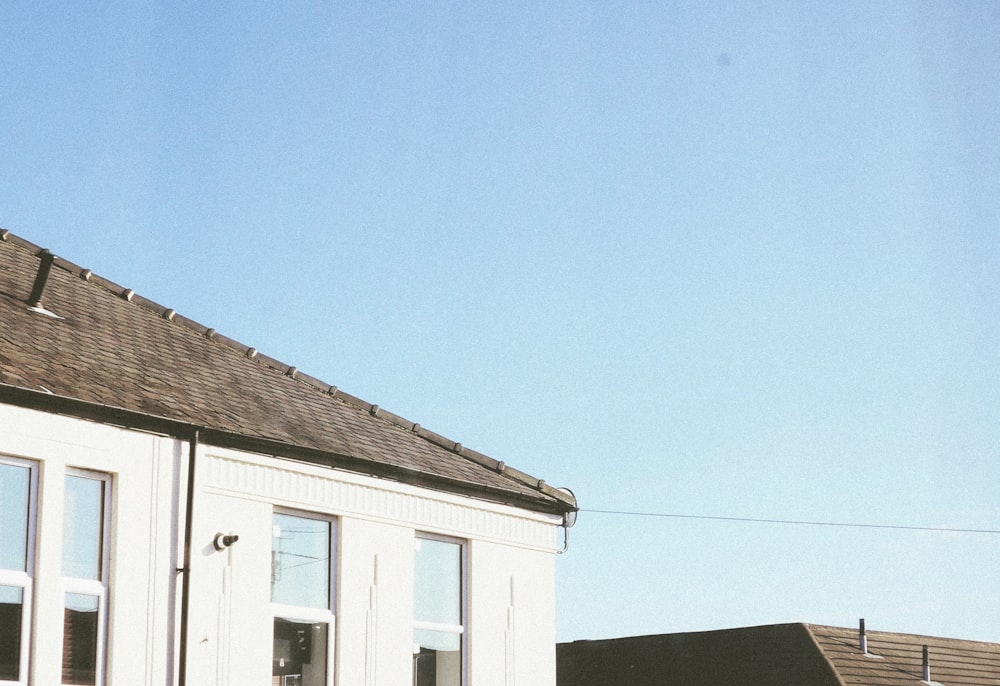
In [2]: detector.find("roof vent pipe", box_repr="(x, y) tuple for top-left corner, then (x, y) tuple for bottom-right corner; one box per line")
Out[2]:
(859, 618), (867, 654)
(28, 249), (56, 309)
(922, 645), (930, 682)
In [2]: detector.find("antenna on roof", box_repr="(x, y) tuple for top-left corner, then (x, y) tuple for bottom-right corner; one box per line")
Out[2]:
(859, 618), (867, 654)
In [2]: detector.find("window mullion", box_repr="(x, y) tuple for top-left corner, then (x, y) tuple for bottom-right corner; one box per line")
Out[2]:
(413, 620), (464, 635)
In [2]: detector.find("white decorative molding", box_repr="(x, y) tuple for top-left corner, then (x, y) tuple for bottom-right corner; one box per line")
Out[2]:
(202, 453), (558, 551)
(506, 575), (516, 686)
(365, 555), (378, 686)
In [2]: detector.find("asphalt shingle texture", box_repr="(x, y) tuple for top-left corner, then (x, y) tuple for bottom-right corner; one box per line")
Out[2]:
(557, 624), (1000, 685)
(0, 233), (573, 514)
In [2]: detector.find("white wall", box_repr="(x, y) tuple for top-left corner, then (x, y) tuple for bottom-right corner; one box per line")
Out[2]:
(0, 404), (178, 686)
(1, 404), (563, 685)
(468, 541), (557, 685)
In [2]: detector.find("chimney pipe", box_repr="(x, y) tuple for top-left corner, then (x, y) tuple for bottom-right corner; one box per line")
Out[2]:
(859, 618), (868, 654)
(922, 645), (930, 682)
(28, 249), (56, 309)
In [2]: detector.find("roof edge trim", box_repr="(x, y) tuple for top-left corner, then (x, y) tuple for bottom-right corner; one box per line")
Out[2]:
(0, 384), (575, 515)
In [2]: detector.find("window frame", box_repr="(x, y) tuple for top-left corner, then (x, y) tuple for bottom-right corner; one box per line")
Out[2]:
(0, 456), (38, 686)
(60, 468), (112, 686)
(270, 508), (337, 685)
(412, 532), (467, 686)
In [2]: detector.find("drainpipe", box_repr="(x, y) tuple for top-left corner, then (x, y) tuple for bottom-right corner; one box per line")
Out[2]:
(922, 645), (930, 682)
(177, 430), (198, 686)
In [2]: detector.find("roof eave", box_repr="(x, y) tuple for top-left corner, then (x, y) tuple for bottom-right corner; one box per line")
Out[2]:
(0, 383), (577, 516)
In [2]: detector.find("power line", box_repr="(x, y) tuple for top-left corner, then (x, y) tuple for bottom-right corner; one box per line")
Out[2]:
(580, 509), (1000, 535)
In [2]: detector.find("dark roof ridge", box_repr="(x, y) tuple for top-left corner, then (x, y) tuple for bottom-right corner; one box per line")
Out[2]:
(563, 621), (820, 645)
(0, 229), (576, 512)
(564, 622), (1000, 647)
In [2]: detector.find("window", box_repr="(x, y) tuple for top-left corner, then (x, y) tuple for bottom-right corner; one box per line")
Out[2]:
(0, 458), (36, 686)
(271, 511), (335, 686)
(61, 471), (110, 686)
(413, 535), (464, 686)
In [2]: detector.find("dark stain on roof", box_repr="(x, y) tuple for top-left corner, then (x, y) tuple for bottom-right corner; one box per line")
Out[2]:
(0, 229), (576, 515)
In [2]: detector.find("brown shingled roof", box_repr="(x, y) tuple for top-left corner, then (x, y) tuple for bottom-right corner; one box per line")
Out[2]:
(557, 624), (1000, 685)
(810, 624), (1000, 686)
(0, 229), (576, 516)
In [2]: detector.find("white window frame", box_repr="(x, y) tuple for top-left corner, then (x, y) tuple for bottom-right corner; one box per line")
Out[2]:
(270, 508), (337, 684)
(412, 533), (467, 686)
(60, 468), (111, 686)
(0, 456), (38, 686)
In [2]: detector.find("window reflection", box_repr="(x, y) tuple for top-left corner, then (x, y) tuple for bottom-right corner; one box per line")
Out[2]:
(62, 476), (105, 581)
(0, 463), (29, 572)
(271, 512), (333, 686)
(272, 618), (327, 686)
(271, 513), (331, 609)
(61, 471), (109, 686)
(61, 593), (99, 685)
(413, 536), (463, 686)
(414, 538), (461, 627)
(0, 586), (23, 681)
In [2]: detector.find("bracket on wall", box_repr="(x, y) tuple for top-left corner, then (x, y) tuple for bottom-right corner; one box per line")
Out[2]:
(556, 488), (578, 555)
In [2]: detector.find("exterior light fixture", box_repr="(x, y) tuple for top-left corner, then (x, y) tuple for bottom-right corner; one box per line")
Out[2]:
(213, 532), (239, 551)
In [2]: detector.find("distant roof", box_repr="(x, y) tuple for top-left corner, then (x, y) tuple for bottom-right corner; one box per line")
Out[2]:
(557, 623), (1000, 685)
(0, 230), (575, 516)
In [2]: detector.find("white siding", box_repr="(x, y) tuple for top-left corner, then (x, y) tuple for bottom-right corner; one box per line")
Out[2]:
(468, 541), (557, 685)
(0, 403), (178, 685)
(0, 403), (563, 685)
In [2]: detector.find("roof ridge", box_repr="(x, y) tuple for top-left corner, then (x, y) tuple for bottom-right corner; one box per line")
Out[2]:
(0, 229), (576, 511)
(810, 623), (1000, 647)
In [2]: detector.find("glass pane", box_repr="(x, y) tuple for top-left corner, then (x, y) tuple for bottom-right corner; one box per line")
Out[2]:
(414, 628), (461, 652)
(413, 643), (461, 686)
(273, 618), (327, 686)
(0, 586), (23, 681)
(414, 538), (461, 626)
(271, 513), (330, 609)
(63, 476), (105, 580)
(62, 593), (99, 685)
(0, 463), (30, 571)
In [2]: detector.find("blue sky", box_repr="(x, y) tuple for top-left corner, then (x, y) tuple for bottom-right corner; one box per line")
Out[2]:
(3, 2), (999, 643)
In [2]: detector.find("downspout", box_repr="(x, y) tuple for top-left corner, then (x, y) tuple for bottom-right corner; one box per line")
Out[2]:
(177, 430), (198, 686)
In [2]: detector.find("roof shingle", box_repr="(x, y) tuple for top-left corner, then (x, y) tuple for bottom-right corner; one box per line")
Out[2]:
(557, 624), (1000, 685)
(0, 230), (575, 515)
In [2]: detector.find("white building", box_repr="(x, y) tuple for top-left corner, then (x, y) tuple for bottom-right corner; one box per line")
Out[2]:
(0, 230), (577, 686)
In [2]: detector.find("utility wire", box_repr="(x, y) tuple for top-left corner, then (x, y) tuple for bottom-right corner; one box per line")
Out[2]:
(581, 509), (1000, 535)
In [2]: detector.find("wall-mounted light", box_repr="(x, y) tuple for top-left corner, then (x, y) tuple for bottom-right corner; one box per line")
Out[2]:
(213, 532), (239, 551)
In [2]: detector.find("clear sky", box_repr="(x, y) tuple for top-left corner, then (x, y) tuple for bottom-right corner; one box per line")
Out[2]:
(3, 1), (999, 644)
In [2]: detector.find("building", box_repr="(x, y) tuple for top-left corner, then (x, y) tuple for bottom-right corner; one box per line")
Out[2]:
(0, 229), (577, 686)
(557, 622), (1000, 685)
